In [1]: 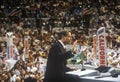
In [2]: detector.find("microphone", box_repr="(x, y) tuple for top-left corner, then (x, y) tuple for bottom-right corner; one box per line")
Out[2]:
(95, 66), (119, 78)
(95, 73), (119, 78)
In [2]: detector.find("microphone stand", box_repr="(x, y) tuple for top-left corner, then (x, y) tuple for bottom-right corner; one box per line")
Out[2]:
(81, 59), (86, 71)
(80, 51), (86, 71)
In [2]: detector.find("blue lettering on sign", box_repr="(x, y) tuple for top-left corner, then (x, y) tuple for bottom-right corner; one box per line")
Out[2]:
(98, 29), (104, 34)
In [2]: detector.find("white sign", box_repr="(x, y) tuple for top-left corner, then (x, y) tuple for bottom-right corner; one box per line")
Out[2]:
(97, 27), (107, 66)
(6, 32), (13, 59)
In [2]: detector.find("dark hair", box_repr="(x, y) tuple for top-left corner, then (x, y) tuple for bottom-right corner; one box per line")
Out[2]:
(58, 31), (68, 39)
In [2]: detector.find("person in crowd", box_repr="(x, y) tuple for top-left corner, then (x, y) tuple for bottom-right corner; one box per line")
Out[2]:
(43, 31), (80, 82)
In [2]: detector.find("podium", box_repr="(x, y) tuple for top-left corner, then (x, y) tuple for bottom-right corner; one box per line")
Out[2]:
(80, 76), (118, 82)
(66, 69), (118, 82)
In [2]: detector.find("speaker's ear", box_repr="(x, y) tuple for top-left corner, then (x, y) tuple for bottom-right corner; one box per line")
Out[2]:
(95, 66), (111, 73)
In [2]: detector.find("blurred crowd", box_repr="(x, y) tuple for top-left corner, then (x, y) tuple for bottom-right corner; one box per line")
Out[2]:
(0, 0), (120, 82)
(0, 0), (120, 28)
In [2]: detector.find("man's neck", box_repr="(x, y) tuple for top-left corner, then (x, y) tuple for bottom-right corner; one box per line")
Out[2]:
(58, 40), (66, 49)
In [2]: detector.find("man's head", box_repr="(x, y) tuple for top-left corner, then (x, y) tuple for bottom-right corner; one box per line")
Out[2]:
(58, 31), (72, 44)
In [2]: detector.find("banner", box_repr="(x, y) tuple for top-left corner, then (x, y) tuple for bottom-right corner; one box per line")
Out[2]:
(97, 27), (107, 66)
(93, 35), (97, 56)
(6, 59), (17, 71)
(24, 36), (29, 58)
(6, 32), (13, 59)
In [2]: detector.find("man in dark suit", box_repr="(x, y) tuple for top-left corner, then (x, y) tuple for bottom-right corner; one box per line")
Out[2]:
(43, 31), (80, 82)
(24, 77), (37, 82)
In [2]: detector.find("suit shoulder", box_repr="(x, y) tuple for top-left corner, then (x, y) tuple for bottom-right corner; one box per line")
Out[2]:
(52, 41), (60, 47)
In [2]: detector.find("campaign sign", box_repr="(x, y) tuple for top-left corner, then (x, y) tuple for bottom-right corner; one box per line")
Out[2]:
(93, 35), (97, 56)
(6, 32), (13, 59)
(97, 27), (107, 66)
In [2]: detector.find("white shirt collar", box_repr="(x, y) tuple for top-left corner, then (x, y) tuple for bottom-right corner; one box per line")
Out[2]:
(58, 40), (66, 49)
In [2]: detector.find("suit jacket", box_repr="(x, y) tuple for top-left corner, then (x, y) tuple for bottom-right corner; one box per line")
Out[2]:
(24, 77), (37, 82)
(44, 41), (74, 80)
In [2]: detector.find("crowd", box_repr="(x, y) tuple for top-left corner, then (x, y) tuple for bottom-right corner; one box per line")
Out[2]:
(0, 0), (120, 28)
(0, 0), (120, 82)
